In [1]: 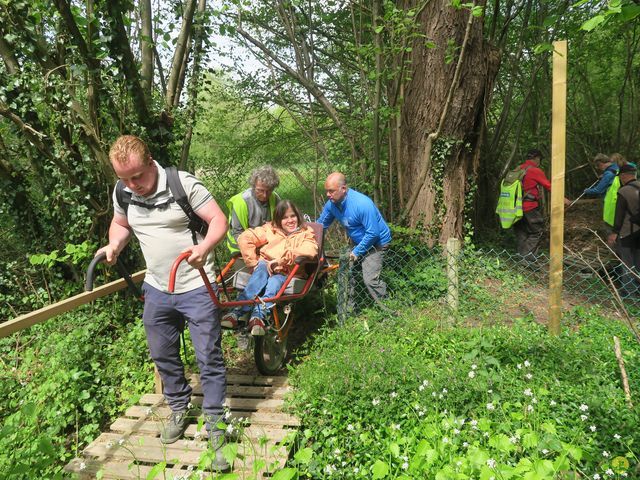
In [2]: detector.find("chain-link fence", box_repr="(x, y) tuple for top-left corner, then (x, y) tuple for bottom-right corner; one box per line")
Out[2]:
(327, 241), (640, 321)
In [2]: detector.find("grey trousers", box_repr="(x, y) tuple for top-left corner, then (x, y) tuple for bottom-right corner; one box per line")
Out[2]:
(616, 238), (640, 296)
(514, 207), (545, 256)
(142, 283), (226, 416)
(351, 245), (388, 305)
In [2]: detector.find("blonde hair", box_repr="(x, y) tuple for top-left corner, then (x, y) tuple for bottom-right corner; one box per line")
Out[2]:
(610, 153), (628, 167)
(109, 135), (151, 166)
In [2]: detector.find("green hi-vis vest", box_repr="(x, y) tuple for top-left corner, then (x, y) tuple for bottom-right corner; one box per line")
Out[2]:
(496, 167), (528, 229)
(225, 192), (277, 253)
(603, 175), (621, 227)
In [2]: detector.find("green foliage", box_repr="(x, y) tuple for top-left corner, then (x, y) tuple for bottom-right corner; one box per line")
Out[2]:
(286, 307), (639, 478)
(0, 297), (151, 478)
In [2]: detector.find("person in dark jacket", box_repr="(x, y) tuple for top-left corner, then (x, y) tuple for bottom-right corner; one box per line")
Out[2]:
(513, 148), (570, 256)
(318, 172), (391, 305)
(607, 164), (640, 296)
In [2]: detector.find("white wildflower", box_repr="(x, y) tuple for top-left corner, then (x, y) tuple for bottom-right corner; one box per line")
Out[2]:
(471, 364), (478, 370)
(442, 437), (450, 444)
(487, 458), (497, 468)
(527, 404), (534, 412)
(590, 425), (597, 432)
(468, 371), (476, 378)
(226, 424), (234, 434)
(354, 467), (359, 474)
(614, 433), (621, 439)
(372, 398), (380, 406)
(145, 408), (153, 416)
(390, 391), (398, 398)
(442, 388), (448, 394)
(542, 449), (549, 454)
(550, 400), (557, 406)
(432, 392), (437, 397)
(402, 462), (409, 470)
(79, 462), (87, 471)
(118, 438), (125, 445)
(532, 397), (538, 404)
(334, 448), (341, 455)
(453, 428), (460, 435)
(509, 436), (518, 444)
(524, 360), (531, 367)
(392, 424), (401, 431)
(602, 450), (609, 457)
(486, 402), (495, 410)
(347, 424), (354, 431)
(621, 473), (628, 477)
(580, 414), (588, 421)
(517, 364), (522, 369)
(524, 388), (533, 396)
(463, 441), (469, 448)
(487, 389), (493, 394)
(605, 469), (614, 476)
(525, 373), (533, 380)
(324, 464), (336, 475)
(579, 404), (589, 412)
(593, 474), (601, 480)
(419, 384), (425, 391)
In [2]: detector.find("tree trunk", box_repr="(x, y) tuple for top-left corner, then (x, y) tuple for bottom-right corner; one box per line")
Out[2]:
(399, 0), (500, 243)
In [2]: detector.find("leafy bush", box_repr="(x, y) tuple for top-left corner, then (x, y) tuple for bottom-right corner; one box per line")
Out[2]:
(287, 307), (640, 479)
(0, 296), (152, 478)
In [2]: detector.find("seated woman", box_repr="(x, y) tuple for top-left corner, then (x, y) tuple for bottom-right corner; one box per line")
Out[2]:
(220, 200), (318, 336)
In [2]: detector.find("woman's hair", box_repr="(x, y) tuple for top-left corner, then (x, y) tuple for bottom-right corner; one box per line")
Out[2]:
(273, 199), (304, 230)
(610, 153), (628, 167)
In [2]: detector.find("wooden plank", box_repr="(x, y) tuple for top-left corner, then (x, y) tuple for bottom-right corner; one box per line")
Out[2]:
(82, 433), (288, 470)
(124, 405), (300, 427)
(549, 40), (567, 335)
(0, 270), (146, 338)
(190, 373), (289, 387)
(64, 457), (188, 479)
(192, 384), (291, 398)
(139, 393), (284, 411)
(110, 417), (292, 443)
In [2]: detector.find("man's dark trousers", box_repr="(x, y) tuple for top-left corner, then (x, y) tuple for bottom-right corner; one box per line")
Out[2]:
(514, 207), (545, 256)
(142, 283), (226, 416)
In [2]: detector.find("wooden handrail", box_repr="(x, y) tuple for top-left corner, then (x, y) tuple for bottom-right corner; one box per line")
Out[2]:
(0, 270), (146, 339)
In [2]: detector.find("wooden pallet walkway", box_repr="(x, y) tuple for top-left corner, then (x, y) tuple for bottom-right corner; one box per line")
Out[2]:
(65, 374), (299, 479)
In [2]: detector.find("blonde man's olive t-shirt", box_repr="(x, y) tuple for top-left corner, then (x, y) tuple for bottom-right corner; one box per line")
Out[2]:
(112, 161), (216, 293)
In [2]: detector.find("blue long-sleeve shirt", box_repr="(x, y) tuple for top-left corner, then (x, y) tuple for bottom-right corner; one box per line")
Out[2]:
(318, 188), (392, 258)
(584, 164), (619, 197)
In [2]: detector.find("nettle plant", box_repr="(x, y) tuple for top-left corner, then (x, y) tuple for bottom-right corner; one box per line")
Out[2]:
(287, 313), (639, 479)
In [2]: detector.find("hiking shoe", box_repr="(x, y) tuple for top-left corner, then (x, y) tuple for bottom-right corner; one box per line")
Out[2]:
(220, 311), (239, 329)
(160, 409), (190, 444)
(248, 317), (266, 336)
(210, 430), (231, 471)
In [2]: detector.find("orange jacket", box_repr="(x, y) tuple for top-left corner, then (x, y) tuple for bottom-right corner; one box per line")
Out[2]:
(238, 222), (318, 273)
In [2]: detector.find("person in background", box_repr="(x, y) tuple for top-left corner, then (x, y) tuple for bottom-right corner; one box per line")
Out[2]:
(583, 153), (618, 198)
(318, 172), (391, 307)
(603, 154), (636, 228)
(607, 164), (640, 297)
(514, 148), (570, 256)
(226, 165), (280, 254)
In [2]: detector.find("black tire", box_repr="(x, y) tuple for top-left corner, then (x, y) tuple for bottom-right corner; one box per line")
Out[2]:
(254, 328), (288, 375)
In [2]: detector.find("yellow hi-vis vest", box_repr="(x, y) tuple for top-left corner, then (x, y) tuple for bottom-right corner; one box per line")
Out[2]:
(496, 167), (528, 229)
(603, 176), (620, 227)
(225, 192), (278, 253)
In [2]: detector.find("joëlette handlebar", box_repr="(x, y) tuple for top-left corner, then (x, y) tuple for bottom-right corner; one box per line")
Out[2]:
(86, 251), (144, 300)
(168, 253), (311, 309)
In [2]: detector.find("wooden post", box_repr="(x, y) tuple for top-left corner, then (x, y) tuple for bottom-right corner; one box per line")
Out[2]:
(154, 366), (163, 395)
(446, 237), (461, 321)
(549, 40), (567, 335)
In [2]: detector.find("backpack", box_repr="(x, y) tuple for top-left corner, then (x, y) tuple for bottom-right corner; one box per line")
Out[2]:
(115, 166), (208, 245)
(628, 183), (640, 227)
(496, 166), (530, 229)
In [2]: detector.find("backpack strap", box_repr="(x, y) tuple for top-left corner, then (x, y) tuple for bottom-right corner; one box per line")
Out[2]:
(115, 180), (131, 216)
(165, 166), (209, 244)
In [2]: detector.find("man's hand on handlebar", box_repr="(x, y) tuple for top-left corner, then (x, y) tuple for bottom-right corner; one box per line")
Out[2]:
(182, 244), (210, 269)
(95, 245), (119, 266)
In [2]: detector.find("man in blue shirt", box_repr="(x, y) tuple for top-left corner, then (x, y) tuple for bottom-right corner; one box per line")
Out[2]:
(318, 172), (392, 304)
(583, 154), (619, 197)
